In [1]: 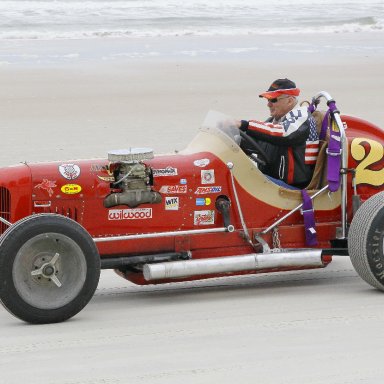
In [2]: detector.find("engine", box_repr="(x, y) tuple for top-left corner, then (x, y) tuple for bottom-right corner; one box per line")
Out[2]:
(103, 148), (162, 208)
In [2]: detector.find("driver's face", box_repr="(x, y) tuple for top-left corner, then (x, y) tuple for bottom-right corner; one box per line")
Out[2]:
(267, 95), (296, 121)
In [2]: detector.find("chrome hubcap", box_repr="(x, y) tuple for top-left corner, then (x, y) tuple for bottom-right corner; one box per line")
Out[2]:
(31, 252), (62, 287)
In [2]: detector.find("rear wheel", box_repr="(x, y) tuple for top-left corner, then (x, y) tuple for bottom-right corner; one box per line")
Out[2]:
(0, 214), (100, 324)
(348, 191), (384, 291)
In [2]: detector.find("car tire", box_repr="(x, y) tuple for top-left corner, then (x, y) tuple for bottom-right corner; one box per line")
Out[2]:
(348, 191), (384, 291)
(0, 214), (100, 324)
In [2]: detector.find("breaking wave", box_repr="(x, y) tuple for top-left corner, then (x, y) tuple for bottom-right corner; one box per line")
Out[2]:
(0, 0), (383, 40)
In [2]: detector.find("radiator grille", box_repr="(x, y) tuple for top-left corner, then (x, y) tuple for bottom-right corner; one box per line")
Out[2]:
(0, 187), (11, 235)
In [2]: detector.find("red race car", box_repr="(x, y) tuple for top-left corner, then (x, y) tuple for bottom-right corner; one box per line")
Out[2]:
(0, 91), (383, 324)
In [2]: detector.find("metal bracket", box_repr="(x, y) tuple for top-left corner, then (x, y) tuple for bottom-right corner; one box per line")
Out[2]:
(227, 161), (256, 249)
(254, 234), (271, 253)
(0, 216), (12, 227)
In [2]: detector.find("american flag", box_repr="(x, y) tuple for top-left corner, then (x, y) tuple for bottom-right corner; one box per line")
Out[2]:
(305, 117), (319, 165)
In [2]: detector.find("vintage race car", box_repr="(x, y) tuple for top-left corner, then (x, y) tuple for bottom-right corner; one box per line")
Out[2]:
(0, 91), (383, 324)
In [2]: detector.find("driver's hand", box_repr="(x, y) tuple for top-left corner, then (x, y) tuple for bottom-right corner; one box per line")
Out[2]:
(239, 120), (249, 132)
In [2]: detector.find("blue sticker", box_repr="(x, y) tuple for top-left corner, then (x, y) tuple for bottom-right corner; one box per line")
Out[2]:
(196, 198), (205, 206)
(180, 178), (187, 185)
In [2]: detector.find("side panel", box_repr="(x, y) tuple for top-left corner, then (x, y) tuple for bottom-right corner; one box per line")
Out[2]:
(343, 115), (384, 220)
(0, 164), (32, 234)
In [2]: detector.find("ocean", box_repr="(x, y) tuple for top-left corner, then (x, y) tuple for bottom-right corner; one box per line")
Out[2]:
(0, 0), (383, 65)
(1, 0), (383, 39)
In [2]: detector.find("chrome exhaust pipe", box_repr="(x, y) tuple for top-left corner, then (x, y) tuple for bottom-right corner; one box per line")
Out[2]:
(143, 250), (323, 281)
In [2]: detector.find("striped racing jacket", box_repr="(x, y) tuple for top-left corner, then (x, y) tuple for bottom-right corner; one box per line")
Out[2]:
(240, 106), (319, 188)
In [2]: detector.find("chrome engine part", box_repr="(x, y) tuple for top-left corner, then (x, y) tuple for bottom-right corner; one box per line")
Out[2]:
(104, 148), (162, 208)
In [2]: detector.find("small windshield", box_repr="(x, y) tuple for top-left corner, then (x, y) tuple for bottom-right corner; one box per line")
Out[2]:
(201, 111), (241, 146)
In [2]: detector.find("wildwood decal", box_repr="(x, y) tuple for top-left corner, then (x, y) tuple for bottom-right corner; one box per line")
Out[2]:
(108, 208), (152, 220)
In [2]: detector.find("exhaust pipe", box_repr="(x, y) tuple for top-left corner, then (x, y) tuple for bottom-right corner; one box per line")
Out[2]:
(143, 250), (323, 281)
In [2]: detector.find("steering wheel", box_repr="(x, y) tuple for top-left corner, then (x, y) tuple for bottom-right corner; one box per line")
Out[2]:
(239, 131), (270, 167)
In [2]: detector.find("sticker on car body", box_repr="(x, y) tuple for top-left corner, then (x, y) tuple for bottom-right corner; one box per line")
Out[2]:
(61, 184), (82, 194)
(195, 186), (222, 194)
(152, 167), (178, 177)
(201, 169), (215, 184)
(108, 208), (152, 220)
(159, 185), (187, 194)
(196, 197), (211, 206)
(59, 163), (81, 180)
(165, 197), (179, 210)
(34, 179), (57, 197)
(194, 158), (210, 167)
(194, 210), (215, 225)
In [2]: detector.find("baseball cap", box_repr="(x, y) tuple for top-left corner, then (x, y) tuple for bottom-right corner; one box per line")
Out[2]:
(259, 78), (300, 99)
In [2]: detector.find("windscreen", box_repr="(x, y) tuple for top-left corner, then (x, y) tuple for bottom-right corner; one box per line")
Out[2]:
(201, 111), (241, 147)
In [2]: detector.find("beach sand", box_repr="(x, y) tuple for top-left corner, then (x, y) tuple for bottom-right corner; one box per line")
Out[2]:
(1, 35), (384, 384)
(0, 43), (383, 166)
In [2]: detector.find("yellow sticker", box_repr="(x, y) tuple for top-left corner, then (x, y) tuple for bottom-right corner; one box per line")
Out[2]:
(61, 184), (82, 194)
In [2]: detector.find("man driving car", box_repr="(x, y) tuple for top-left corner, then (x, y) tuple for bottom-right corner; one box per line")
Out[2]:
(239, 78), (319, 189)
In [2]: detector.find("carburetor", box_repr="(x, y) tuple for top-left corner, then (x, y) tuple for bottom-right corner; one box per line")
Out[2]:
(103, 148), (162, 208)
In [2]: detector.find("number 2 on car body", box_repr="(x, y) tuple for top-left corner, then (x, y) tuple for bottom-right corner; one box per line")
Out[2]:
(351, 137), (384, 186)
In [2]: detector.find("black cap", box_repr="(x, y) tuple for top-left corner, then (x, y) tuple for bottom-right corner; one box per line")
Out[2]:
(259, 78), (300, 99)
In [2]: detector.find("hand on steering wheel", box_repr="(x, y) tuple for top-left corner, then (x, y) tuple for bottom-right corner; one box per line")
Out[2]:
(239, 131), (270, 167)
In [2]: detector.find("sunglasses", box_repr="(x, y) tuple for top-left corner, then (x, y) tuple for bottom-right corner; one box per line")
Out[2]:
(268, 96), (290, 103)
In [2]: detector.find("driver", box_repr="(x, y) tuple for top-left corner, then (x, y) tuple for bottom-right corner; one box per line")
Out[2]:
(238, 78), (319, 189)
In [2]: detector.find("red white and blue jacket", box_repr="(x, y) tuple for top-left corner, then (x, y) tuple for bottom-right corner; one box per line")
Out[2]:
(240, 106), (319, 188)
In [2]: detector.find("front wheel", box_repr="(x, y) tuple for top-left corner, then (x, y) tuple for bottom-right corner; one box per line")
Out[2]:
(348, 191), (384, 291)
(0, 214), (100, 324)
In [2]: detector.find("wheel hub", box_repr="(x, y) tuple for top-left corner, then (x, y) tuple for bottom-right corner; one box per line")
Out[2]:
(42, 264), (55, 277)
(31, 252), (62, 287)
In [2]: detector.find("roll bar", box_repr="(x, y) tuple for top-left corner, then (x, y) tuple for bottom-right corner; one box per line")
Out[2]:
(312, 91), (348, 239)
